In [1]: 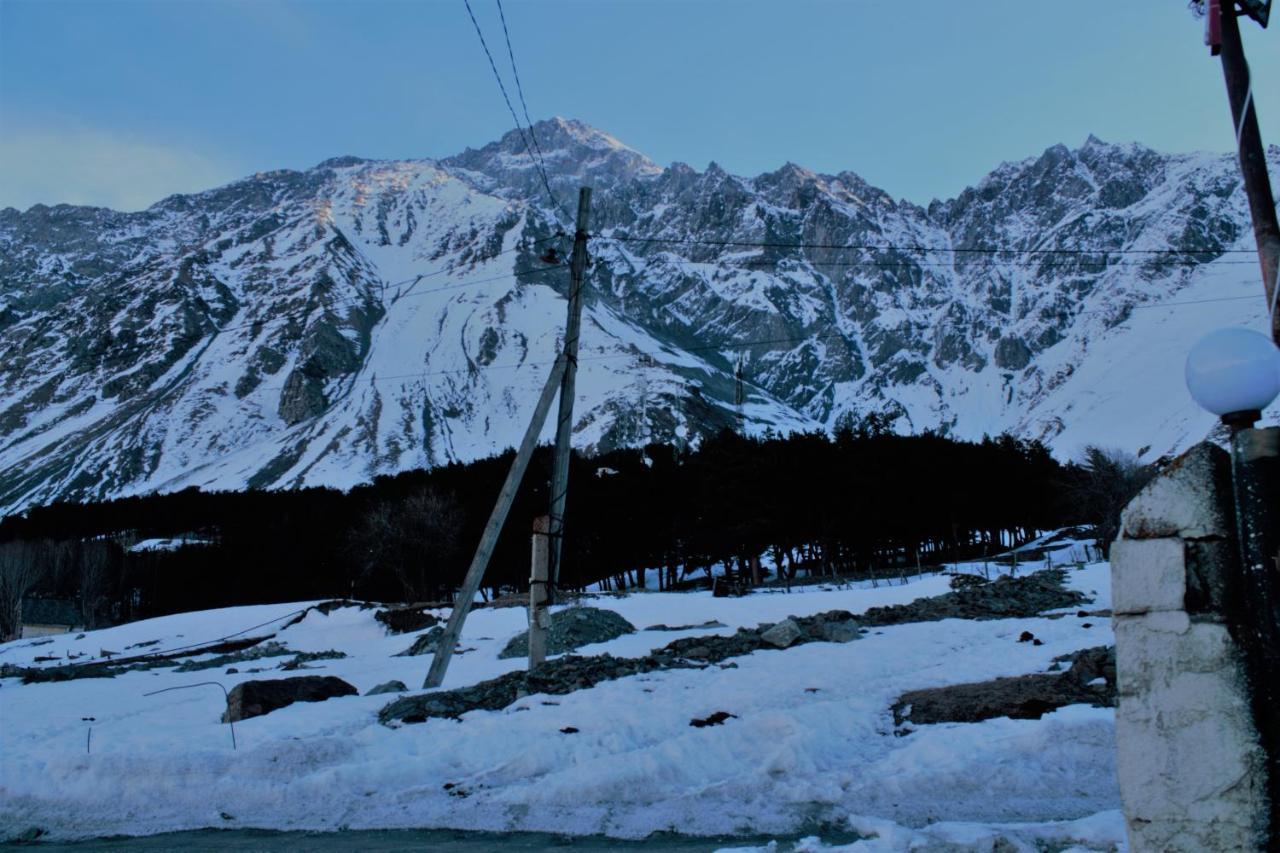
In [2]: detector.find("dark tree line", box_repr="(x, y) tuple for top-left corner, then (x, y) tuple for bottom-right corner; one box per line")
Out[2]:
(0, 428), (1134, 626)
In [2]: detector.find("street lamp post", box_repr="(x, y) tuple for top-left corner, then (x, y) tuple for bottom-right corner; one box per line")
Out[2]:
(1186, 326), (1280, 846)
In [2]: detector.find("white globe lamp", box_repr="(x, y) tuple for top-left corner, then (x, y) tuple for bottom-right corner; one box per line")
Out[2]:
(1185, 327), (1280, 428)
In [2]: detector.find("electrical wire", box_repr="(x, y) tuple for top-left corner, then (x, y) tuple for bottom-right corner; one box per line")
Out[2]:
(494, 0), (557, 212)
(592, 232), (1260, 257)
(462, 0), (567, 218)
(68, 605), (311, 667)
(719, 258), (1260, 271)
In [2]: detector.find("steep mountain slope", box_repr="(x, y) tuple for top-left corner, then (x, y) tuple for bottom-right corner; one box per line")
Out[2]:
(1, 118), (1274, 512)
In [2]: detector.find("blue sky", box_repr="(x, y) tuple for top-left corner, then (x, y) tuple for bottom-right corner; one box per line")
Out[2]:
(1, 0), (1277, 211)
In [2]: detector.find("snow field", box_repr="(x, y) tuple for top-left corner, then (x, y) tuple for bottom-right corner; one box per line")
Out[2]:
(1, 564), (1120, 847)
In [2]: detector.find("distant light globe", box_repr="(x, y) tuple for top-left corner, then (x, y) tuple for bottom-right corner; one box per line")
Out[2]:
(1185, 327), (1280, 417)
(675, 424), (689, 439)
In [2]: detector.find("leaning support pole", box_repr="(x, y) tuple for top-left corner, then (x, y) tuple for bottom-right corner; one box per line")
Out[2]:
(424, 356), (568, 689)
(547, 187), (593, 601)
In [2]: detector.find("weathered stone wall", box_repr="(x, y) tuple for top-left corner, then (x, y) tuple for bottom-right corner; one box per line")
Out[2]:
(1111, 443), (1268, 852)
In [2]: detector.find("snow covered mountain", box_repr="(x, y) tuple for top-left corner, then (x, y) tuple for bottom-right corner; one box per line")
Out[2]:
(1, 118), (1275, 512)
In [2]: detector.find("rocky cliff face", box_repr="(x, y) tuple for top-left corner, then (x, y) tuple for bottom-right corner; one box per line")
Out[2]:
(1, 118), (1274, 512)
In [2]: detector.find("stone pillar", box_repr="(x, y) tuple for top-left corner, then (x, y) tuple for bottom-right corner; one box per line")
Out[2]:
(1112, 443), (1268, 852)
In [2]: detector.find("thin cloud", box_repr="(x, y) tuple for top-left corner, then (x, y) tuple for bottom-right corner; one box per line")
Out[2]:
(0, 126), (240, 212)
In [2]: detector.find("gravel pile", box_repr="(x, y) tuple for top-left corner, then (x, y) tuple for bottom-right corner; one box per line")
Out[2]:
(498, 607), (637, 659)
(861, 569), (1087, 626)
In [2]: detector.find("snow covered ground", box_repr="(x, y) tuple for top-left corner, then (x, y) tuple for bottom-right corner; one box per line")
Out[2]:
(0, 562), (1123, 850)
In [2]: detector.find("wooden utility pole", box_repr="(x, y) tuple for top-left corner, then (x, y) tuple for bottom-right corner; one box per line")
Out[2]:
(423, 186), (592, 689)
(528, 515), (551, 668)
(423, 356), (568, 688)
(1217, 3), (1280, 344)
(546, 187), (593, 599)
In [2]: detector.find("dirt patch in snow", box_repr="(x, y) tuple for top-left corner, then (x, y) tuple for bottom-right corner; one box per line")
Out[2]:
(374, 606), (441, 635)
(892, 645), (1115, 727)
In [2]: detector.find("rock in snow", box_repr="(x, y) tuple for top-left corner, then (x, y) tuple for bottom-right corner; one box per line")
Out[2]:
(364, 680), (408, 697)
(760, 618), (803, 648)
(221, 676), (358, 722)
(395, 626), (448, 657)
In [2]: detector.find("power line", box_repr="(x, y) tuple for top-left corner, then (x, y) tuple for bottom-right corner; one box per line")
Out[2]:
(716, 258), (1260, 271)
(593, 233), (1260, 256)
(494, 0), (556, 208)
(1125, 293), (1260, 309)
(461, 0), (567, 218)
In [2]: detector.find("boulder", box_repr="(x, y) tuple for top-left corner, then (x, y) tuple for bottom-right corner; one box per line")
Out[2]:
(222, 675), (358, 722)
(365, 680), (408, 696)
(817, 619), (862, 644)
(396, 626), (447, 657)
(760, 618), (803, 648)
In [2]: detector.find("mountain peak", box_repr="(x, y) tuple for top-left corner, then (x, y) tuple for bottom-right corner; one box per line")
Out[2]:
(314, 155), (370, 170)
(474, 117), (651, 164)
(442, 118), (660, 202)
(529, 117), (637, 154)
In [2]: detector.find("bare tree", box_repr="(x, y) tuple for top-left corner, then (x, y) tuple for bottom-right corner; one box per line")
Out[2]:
(345, 488), (463, 603)
(46, 539), (78, 595)
(78, 542), (114, 629)
(0, 541), (46, 641)
(1068, 446), (1155, 557)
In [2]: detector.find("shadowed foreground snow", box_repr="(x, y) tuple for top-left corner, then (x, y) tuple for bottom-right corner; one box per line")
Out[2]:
(1, 561), (1123, 849)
